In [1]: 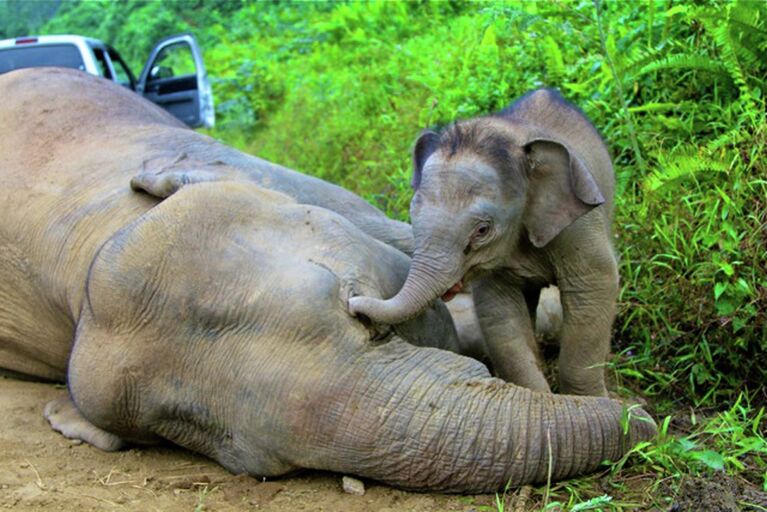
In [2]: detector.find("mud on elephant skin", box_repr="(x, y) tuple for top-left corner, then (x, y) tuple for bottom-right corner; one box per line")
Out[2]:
(350, 88), (619, 397)
(0, 68), (654, 493)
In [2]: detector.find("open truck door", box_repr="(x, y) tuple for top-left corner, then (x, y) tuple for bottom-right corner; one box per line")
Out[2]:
(137, 34), (214, 129)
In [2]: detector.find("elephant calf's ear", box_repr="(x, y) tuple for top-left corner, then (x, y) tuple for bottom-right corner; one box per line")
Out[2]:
(523, 139), (605, 248)
(412, 130), (440, 189)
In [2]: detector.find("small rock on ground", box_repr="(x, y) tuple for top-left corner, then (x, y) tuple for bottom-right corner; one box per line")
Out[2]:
(342, 476), (365, 496)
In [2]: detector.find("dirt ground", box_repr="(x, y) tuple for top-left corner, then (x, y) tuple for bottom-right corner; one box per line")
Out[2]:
(670, 472), (767, 512)
(0, 378), (498, 511)
(5, 377), (766, 512)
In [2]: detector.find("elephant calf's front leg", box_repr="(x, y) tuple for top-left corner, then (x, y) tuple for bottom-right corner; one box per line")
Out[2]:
(557, 266), (618, 397)
(473, 275), (550, 392)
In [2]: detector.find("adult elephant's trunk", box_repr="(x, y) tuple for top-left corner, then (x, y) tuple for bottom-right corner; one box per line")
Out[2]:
(348, 253), (461, 324)
(291, 340), (656, 492)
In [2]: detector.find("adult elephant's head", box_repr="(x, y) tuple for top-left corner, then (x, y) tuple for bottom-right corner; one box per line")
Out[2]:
(349, 115), (605, 324)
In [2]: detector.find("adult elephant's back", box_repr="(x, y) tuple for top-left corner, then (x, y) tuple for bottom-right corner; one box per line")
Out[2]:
(0, 68), (176, 380)
(0, 67), (412, 381)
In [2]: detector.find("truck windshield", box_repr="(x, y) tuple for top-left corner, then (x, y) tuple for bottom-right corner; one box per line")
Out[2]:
(0, 44), (85, 74)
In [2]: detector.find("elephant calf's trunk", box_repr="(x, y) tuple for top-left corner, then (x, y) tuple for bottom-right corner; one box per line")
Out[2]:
(348, 258), (457, 324)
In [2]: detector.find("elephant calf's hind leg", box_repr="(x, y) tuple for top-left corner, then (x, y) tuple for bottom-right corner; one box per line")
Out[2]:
(44, 394), (125, 451)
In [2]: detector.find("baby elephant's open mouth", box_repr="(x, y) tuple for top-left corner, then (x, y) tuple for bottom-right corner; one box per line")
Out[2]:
(441, 280), (464, 302)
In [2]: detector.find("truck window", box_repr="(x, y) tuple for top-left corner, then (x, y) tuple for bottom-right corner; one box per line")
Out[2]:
(0, 44), (85, 74)
(92, 47), (113, 79)
(147, 42), (196, 82)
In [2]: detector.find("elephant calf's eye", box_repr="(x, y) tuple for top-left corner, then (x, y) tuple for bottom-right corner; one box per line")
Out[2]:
(471, 222), (492, 243)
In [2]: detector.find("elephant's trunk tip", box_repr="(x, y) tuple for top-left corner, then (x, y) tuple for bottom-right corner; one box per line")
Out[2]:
(348, 296), (419, 325)
(625, 406), (658, 445)
(347, 296), (368, 317)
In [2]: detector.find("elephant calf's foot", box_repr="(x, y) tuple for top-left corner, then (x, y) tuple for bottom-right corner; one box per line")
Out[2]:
(510, 370), (552, 394)
(44, 394), (125, 451)
(558, 373), (608, 397)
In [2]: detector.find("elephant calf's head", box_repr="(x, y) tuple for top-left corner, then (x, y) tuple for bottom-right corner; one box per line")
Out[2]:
(349, 90), (606, 325)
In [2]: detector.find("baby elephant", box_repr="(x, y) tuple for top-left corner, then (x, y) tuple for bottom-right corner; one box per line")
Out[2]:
(350, 89), (617, 396)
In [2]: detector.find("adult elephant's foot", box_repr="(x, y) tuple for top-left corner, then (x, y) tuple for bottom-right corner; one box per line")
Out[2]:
(44, 394), (125, 451)
(130, 169), (223, 198)
(129, 151), (236, 199)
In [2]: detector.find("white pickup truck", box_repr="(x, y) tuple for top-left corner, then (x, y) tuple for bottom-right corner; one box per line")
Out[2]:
(0, 33), (214, 128)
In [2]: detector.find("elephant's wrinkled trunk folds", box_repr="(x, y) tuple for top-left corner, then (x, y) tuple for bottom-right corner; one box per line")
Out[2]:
(349, 254), (459, 324)
(301, 340), (656, 492)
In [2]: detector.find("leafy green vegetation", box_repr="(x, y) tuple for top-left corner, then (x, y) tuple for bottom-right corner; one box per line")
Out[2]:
(2, 0), (766, 508)
(494, 395), (766, 511)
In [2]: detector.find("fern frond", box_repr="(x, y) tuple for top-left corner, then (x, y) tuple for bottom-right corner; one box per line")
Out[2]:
(726, 1), (767, 70)
(727, 0), (767, 35)
(692, 0), (767, 90)
(707, 127), (748, 152)
(711, 23), (749, 89)
(727, 15), (767, 41)
(542, 35), (565, 83)
(619, 47), (664, 78)
(635, 54), (730, 79)
(644, 151), (729, 193)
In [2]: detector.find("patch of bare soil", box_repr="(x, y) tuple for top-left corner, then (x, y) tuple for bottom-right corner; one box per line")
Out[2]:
(668, 472), (767, 512)
(0, 378), (496, 511)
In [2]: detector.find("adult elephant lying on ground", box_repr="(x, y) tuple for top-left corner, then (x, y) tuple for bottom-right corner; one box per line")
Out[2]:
(0, 68), (655, 492)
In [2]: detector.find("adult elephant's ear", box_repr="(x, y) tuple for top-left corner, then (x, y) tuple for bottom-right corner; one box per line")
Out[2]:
(523, 139), (605, 248)
(412, 130), (440, 189)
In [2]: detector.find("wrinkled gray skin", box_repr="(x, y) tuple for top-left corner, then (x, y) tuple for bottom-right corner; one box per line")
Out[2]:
(350, 89), (617, 397)
(134, 128), (415, 259)
(0, 69), (655, 493)
(447, 286), (563, 365)
(128, 151), (415, 255)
